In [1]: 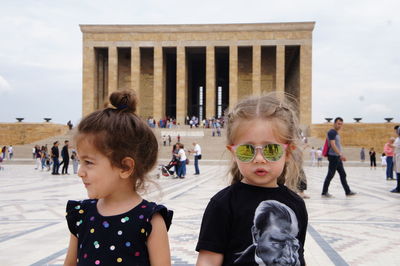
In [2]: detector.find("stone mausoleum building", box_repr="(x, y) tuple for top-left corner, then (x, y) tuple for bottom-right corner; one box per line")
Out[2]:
(80, 22), (315, 128)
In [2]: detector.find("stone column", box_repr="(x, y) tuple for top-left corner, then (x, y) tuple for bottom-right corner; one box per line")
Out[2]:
(131, 46), (140, 114)
(82, 46), (95, 116)
(276, 45), (285, 95)
(229, 45), (238, 108)
(252, 45), (261, 95)
(153, 45), (163, 120)
(176, 46), (187, 125)
(206, 46), (216, 119)
(108, 46), (118, 96)
(299, 44), (312, 127)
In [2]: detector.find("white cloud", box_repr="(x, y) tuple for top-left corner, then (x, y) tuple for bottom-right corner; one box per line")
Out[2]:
(0, 75), (12, 92)
(364, 104), (392, 115)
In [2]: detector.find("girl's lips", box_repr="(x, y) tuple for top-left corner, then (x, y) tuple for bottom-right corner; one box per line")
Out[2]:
(255, 168), (268, 176)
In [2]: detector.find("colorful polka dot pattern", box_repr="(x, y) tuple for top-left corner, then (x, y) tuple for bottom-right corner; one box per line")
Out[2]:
(66, 199), (171, 265)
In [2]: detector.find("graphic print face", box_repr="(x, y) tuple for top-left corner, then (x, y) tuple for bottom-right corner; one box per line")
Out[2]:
(255, 214), (300, 265)
(235, 200), (300, 266)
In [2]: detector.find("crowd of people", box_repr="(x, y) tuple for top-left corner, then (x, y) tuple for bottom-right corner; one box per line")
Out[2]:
(146, 115), (224, 132)
(1, 145), (13, 160)
(27, 140), (79, 175)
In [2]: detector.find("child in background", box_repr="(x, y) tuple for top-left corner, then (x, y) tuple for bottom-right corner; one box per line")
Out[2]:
(316, 147), (323, 167)
(196, 93), (308, 266)
(64, 89), (173, 266)
(71, 149), (79, 174)
(381, 153), (387, 168)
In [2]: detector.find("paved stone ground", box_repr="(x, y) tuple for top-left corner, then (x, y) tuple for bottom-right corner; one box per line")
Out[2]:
(0, 163), (399, 265)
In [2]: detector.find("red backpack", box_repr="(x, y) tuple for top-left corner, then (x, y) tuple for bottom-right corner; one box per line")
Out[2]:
(322, 138), (329, 157)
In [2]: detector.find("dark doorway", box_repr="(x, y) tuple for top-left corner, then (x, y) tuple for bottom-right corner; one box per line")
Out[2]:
(284, 46), (300, 100)
(215, 47), (229, 118)
(95, 48), (108, 109)
(165, 48), (177, 118)
(187, 47), (206, 120)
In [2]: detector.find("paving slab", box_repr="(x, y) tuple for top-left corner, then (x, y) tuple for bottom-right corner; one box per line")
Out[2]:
(0, 163), (399, 265)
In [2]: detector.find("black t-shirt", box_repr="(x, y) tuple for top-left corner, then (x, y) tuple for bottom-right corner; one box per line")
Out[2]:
(51, 146), (59, 158)
(61, 145), (69, 159)
(196, 182), (308, 266)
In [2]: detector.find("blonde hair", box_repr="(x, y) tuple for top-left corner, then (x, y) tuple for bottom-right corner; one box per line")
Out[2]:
(225, 92), (304, 190)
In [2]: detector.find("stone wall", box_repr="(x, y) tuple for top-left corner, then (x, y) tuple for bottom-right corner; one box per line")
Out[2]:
(140, 48), (154, 118)
(311, 123), (398, 152)
(238, 47), (252, 98)
(0, 123), (69, 145)
(261, 46), (275, 93)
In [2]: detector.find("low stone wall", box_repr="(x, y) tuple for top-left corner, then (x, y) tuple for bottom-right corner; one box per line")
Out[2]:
(0, 123), (69, 145)
(311, 123), (398, 152)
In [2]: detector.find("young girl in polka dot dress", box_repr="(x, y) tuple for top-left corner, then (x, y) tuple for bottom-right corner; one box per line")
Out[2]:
(64, 89), (173, 266)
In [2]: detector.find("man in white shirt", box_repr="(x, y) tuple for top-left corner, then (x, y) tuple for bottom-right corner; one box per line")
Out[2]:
(191, 142), (202, 175)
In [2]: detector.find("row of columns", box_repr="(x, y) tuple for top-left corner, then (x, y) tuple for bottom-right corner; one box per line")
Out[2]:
(83, 44), (312, 125)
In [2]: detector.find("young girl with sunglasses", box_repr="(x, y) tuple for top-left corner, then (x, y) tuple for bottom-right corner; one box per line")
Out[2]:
(196, 93), (308, 266)
(64, 89), (173, 266)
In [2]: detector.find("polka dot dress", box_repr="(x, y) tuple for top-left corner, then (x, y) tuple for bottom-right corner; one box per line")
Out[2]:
(66, 199), (173, 265)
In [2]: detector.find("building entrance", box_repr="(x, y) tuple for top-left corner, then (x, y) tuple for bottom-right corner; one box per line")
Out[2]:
(165, 48), (177, 119)
(215, 47), (229, 118)
(187, 47), (206, 121)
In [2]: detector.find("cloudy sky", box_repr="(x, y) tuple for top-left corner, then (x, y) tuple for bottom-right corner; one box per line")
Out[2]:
(0, 0), (399, 125)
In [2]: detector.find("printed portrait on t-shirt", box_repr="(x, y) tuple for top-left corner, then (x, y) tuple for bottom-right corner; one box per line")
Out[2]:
(234, 200), (300, 266)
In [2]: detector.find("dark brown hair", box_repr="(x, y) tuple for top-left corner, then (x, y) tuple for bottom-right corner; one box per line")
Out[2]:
(225, 92), (304, 190)
(75, 89), (158, 191)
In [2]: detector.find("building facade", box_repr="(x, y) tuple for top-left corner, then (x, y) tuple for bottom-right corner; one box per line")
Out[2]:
(80, 22), (315, 127)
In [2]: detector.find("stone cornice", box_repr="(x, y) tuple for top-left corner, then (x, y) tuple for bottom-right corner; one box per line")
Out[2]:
(80, 22), (315, 34)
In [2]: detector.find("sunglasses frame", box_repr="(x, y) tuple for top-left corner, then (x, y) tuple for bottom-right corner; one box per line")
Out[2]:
(228, 143), (288, 163)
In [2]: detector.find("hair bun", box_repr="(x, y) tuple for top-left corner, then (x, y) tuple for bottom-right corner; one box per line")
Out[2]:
(109, 89), (138, 113)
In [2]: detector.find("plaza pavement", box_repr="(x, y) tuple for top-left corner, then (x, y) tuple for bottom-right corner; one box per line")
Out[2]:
(0, 162), (399, 266)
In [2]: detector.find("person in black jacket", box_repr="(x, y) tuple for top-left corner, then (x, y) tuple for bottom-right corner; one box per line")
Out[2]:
(51, 141), (60, 175)
(60, 140), (70, 174)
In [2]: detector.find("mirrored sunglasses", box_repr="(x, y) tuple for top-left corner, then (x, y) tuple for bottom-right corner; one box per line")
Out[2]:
(230, 143), (288, 162)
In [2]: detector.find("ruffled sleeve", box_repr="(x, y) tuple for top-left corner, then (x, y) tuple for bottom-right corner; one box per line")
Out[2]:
(65, 200), (83, 237)
(149, 203), (173, 231)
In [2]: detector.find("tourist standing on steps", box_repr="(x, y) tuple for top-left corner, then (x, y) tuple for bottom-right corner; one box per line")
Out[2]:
(310, 147), (316, 166)
(176, 143), (187, 179)
(190, 141), (202, 175)
(1, 146), (6, 159)
(8, 145), (13, 160)
(51, 141), (60, 175)
(384, 137), (395, 180)
(71, 149), (79, 174)
(390, 127), (400, 193)
(60, 140), (70, 174)
(316, 147), (323, 167)
(321, 117), (356, 197)
(360, 147), (365, 162)
(369, 147), (376, 170)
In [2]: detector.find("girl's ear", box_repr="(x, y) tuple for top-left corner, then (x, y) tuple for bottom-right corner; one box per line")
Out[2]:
(285, 144), (295, 160)
(120, 157), (135, 179)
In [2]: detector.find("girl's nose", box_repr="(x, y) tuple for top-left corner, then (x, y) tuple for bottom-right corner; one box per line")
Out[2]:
(253, 147), (267, 163)
(77, 166), (84, 178)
